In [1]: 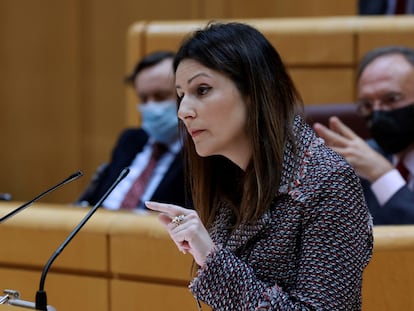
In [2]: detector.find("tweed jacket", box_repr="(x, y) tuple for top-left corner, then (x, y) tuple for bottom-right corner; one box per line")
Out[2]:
(190, 117), (373, 310)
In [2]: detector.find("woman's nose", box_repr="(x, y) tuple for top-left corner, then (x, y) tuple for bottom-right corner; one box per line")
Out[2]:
(178, 96), (196, 120)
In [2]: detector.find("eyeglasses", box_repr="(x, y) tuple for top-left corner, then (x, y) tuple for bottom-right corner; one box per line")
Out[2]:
(356, 92), (405, 117)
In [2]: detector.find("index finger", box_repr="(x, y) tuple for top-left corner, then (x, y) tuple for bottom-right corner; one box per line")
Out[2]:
(313, 122), (349, 147)
(145, 201), (188, 217)
(328, 116), (359, 140)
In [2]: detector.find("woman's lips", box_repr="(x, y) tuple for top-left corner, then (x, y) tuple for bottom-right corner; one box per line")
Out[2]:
(189, 129), (204, 138)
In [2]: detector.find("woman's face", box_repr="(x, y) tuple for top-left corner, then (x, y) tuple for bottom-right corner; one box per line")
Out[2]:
(176, 59), (251, 170)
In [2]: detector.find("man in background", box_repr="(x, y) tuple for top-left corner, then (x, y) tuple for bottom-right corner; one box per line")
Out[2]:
(314, 46), (414, 224)
(77, 51), (187, 211)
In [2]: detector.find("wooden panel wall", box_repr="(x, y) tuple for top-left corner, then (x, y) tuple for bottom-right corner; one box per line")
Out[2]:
(0, 0), (82, 203)
(0, 0), (357, 203)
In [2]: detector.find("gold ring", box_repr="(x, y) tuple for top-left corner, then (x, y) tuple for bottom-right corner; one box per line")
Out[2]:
(171, 214), (185, 226)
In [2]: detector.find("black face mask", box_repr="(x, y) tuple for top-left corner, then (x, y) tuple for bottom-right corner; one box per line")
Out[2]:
(368, 104), (414, 154)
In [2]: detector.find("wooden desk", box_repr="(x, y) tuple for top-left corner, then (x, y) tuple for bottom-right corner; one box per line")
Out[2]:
(0, 202), (193, 311)
(0, 202), (115, 311)
(2, 202), (414, 310)
(0, 305), (30, 311)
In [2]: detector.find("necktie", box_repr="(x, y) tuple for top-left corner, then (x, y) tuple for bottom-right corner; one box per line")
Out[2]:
(120, 143), (167, 210)
(396, 159), (410, 182)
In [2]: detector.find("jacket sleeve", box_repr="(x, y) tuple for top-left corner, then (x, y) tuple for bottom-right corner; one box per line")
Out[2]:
(189, 166), (373, 310)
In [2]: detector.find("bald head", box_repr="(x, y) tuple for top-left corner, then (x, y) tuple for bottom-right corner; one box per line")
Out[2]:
(357, 53), (414, 117)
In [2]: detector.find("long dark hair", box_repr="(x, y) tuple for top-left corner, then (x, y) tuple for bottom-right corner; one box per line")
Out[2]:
(174, 22), (302, 228)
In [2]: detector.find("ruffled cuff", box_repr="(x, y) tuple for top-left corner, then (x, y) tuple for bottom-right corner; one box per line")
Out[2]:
(189, 243), (222, 295)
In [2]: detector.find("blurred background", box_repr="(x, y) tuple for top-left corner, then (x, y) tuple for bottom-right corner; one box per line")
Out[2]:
(0, 0), (358, 203)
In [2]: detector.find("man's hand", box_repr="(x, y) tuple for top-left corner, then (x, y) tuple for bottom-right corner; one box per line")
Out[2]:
(313, 116), (393, 182)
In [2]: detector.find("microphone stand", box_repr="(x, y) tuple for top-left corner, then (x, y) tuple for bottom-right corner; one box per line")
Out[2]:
(0, 168), (129, 310)
(35, 167), (130, 311)
(0, 171), (83, 223)
(0, 171), (84, 310)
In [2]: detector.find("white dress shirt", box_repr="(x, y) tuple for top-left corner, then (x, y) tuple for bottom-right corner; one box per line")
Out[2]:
(371, 148), (414, 205)
(102, 138), (182, 211)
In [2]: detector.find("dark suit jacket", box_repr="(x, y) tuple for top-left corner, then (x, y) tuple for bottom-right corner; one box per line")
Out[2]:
(77, 128), (188, 208)
(358, 0), (389, 15)
(361, 139), (414, 224)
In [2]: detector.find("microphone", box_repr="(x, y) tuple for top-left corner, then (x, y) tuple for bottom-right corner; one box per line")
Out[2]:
(35, 167), (130, 311)
(0, 193), (12, 201)
(0, 171), (83, 223)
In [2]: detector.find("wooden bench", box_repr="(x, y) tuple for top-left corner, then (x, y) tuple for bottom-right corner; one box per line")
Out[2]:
(125, 16), (414, 127)
(303, 103), (370, 139)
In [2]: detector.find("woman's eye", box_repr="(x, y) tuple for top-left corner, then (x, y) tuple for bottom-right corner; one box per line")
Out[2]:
(197, 85), (211, 96)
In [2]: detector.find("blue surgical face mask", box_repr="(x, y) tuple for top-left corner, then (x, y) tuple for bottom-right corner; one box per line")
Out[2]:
(137, 100), (179, 144)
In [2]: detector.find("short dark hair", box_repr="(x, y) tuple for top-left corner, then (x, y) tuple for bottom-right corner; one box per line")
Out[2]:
(357, 46), (414, 79)
(125, 50), (175, 84)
